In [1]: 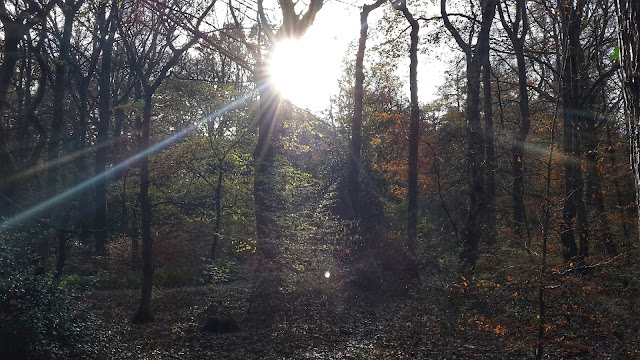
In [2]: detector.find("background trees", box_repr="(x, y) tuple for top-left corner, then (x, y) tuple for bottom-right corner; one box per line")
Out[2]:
(0, 0), (639, 357)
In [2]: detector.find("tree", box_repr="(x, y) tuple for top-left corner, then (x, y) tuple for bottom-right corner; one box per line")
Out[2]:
(391, 0), (420, 254)
(254, 0), (324, 245)
(347, 0), (387, 223)
(48, 0), (85, 276)
(94, 0), (118, 255)
(117, 0), (214, 322)
(498, 0), (531, 244)
(441, 0), (498, 273)
(616, 0), (640, 234)
(0, 0), (54, 215)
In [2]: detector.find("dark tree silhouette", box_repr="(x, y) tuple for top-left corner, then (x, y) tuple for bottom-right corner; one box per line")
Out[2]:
(392, 0), (420, 254)
(441, 0), (497, 273)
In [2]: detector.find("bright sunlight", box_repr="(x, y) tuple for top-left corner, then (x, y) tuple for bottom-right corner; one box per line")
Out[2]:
(267, 33), (342, 111)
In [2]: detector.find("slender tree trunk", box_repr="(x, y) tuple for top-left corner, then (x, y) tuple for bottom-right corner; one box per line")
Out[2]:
(253, 64), (283, 249)
(48, 4), (76, 275)
(95, 0), (116, 255)
(130, 203), (140, 269)
(0, 22), (22, 119)
(512, 49), (531, 243)
(133, 94), (154, 323)
(536, 87), (560, 360)
(112, 105), (127, 180)
(0, 21), (24, 214)
(498, 0), (532, 246)
(442, 0), (497, 274)
(24, 51), (48, 171)
(482, 47), (496, 243)
(393, 0), (420, 254)
(212, 169), (223, 260)
(347, 0), (386, 221)
(606, 122), (631, 238)
(616, 0), (640, 235)
(73, 83), (91, 245)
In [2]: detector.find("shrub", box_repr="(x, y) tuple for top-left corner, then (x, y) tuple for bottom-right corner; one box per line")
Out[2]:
(59, 274), (96, 291)
(155, 265), (202, 287)
(95, 271), (141, 289)
(0, 229), (102, 359)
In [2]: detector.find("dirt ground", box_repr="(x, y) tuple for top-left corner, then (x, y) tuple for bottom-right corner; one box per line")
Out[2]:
(81, 271), (640, 360)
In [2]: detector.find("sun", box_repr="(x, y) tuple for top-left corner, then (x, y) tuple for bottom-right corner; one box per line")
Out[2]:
(267, 34), (341, 111)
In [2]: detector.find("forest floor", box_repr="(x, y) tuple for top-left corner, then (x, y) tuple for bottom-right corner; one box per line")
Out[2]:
(80, 262), (640, 360)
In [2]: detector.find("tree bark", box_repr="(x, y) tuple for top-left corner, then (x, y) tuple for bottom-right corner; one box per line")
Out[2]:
(133, 94), (154, 323)
(253, 65), (284, 250)
(95, 0), (116, 256)
(482, 43), (496, 243)
(512, 47), (531, 243)
(49, 1), (80, 275)
(347, 0), (386, 221)
(616, 0), (640, 236)
(559, 0), (589, 261)
(0, 13), (26, 214)
(211, 168), (223, 260)
(498, 0), (531, 245)
(442, 0), (497, 274)
(74, 84), (91, 245)
(393, 0), (420, 254)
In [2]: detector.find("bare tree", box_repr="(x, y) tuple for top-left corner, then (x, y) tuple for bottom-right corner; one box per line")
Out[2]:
(0, 0), (54, 215)
(117, 0), (215, 322)
(441, 0), (498, 273)
(498, 0), (531, 244)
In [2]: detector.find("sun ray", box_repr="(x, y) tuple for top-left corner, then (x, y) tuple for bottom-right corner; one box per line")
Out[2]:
(0, 91), (257, 232)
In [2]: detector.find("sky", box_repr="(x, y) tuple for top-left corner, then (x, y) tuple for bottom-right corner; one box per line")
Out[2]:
(267, 0), (447, 113)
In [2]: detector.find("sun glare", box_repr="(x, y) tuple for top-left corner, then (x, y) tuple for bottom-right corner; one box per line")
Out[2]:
(267, 35), (340, 111)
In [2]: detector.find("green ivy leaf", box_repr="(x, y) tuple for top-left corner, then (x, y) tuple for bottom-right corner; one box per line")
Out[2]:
(609, 46), (620, 61)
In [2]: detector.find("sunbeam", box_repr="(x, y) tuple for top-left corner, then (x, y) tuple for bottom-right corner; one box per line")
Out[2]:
(4, 136), (120, 190)
(0, 89), (258, 233)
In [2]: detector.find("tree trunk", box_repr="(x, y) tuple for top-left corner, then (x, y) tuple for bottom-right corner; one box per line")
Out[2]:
(133, 94), (154, 323)
(606, 122), (631, 239)
(584, 123), (615, 254)
(393, 0), (420, 254)
(498, 0), (532, 246)
(95, 2), (115, 256)
(212, 169), (223, 260)
(462, 56), (485, 272)
(512, 49), (531, 243)
(250, 65), (287, 315)
(0, 20), (24, 214)
(616, 0), (640, 236)
(560, 0), (588, 261)
(442, 0), (497, 274)
(347, 0), (386, 221)
(74, 85), (91, 245)
(47, 4), (75, 274)
(482, 46), (496, 243)
(253, 64), (283, 249)
(130, 203), (140, 269)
